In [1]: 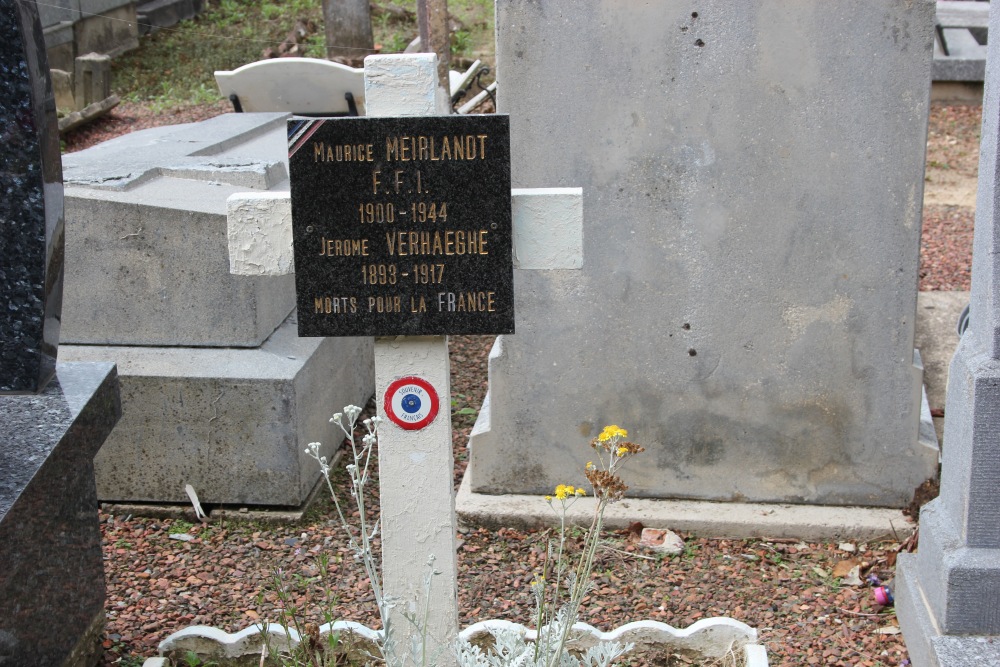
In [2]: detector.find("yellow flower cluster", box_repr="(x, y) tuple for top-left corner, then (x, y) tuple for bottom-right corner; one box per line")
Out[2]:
(553, 484), (586, 500)
(598, 425), (628, 442)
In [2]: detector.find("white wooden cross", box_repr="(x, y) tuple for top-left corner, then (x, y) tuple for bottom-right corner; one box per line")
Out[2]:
(226, 54), (582, 664)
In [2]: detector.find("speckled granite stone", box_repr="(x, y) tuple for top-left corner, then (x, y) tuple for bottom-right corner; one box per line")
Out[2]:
(0, 0), (65, 393)
(0, 362), (120, 667)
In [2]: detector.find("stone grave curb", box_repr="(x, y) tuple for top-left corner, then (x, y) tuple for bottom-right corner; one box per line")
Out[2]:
(456, 470), (914, 542)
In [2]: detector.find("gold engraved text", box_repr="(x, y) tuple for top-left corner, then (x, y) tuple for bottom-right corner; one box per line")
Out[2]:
(436, 291), (496, 312)
(385, 134), (488, 161)
(320, 237), (369, 256)
(314, 296), (357, 313)
(313, 142), (374, 162)
(385, 230), (488, 256)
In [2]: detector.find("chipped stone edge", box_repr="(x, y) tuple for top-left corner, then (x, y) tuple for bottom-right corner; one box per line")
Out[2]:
(227, 191), (295, 276)
(156, 617), (767, 665)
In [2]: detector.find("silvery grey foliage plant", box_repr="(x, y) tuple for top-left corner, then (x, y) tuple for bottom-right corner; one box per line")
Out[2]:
(296, 408), (639, 667)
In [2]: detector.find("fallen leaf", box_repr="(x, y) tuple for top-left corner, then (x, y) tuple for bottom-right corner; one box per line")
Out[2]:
(639, 528), (684, 554)
(812, 566), (830, 579)
(841, 565), (864, 587)
(875, 625), (901, 635)
(627, 521), (644, 542)
(832, 559), (860, 578)
(245, 609), (259, 620)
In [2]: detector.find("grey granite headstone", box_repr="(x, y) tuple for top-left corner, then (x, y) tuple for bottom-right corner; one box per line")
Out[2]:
(468, 0), (939, 507)
(896, 3), (1000, 664)
(0, 2), (121, 665)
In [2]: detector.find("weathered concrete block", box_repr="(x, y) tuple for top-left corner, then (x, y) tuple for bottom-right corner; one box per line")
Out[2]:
(74, 1), (138, 59)
(63, 196), (293, 347)
(43, 20), (76, 72)
(934, 27), (987, 82)
(50, 68), (74, 110)
(136, 0), (205, 35)
(62, 112), (295, 347)
(469, 0), (939, 507)
(81, 0), (134, 14)
(73, 52), (111, 110)
(61, 314), (374, 507)
(38, 0), (80, 30)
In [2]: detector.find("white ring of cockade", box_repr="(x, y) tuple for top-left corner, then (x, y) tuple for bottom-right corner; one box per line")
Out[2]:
(383, 375), (440, 430)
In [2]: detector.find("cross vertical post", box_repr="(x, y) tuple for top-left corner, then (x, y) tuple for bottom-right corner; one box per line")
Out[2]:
(364, 54), (459, 665)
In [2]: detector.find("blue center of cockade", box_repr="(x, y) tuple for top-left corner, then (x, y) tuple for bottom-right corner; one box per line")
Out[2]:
(401, 394), (422, 414)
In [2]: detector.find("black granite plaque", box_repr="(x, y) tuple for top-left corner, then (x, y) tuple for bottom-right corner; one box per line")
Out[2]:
(0, 0), (65, 393)
(289, 115), (513, 336)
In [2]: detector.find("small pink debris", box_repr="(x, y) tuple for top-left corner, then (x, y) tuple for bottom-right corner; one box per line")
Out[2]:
(638, 528), (684, 554)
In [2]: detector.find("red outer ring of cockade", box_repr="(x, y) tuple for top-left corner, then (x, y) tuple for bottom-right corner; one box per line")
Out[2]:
(383, 375), (440, 431)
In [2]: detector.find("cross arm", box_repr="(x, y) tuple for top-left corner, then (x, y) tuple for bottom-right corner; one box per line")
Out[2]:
(227, 187), (583, 276)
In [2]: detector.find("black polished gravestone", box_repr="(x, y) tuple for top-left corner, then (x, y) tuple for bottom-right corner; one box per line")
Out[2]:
(0, 0), (65, 393)
(0, 362), (120, 667)
(0, 2), (121, 666)
(289, 114), (513, 336)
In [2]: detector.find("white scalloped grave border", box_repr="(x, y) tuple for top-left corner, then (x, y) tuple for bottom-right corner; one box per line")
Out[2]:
(156, 617), (768, 666)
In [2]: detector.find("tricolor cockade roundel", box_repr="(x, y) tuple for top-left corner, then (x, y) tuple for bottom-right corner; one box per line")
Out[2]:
(383, 376), (440, 430)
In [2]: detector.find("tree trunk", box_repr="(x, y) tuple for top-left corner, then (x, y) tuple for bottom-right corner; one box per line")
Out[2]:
(416, 0), (450, 86)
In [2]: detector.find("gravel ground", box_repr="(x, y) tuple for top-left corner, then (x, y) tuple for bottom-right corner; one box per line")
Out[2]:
(65, 102), (981, 666)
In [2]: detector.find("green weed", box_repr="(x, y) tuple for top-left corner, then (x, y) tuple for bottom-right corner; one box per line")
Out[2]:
(181, 650), (220, 667)
(451, 393), (479, 422)
(679, 543), (699, 560)
(451, 29), (472, 57)
(104, 638), (144, 667)
(169, 519), (194, 535)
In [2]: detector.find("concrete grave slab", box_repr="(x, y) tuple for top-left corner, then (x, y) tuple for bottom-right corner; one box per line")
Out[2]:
(62, 112), (295, 347)
(61, 313), (374, 507)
